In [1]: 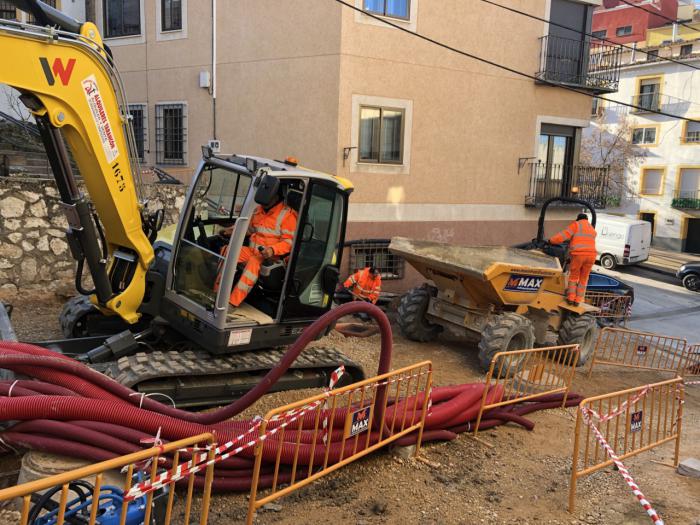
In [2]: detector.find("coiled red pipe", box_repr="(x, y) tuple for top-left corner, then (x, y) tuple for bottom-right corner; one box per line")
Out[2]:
(0, 301), (581, 492)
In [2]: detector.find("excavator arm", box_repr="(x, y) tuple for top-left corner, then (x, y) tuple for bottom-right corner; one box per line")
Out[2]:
(0, 1), (156, 323)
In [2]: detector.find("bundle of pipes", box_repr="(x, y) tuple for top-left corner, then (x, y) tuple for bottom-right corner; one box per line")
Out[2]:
(0, 302), (582, 491)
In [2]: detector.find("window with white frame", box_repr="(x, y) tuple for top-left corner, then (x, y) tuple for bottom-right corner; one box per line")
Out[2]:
(155, 103), (186, 165)
(632, 127), (656, 145)
(104, 0), (141, 38)
(359, 106), (404, 164)
(616, 25), (632, 37)
(363, 0), (410, 20)
(161, 0), (181, 31)
(684, 121), (700, 143)
(128, 104), (147, 161)
(591, 29), (606, 40)
(678, 168), (700, 199)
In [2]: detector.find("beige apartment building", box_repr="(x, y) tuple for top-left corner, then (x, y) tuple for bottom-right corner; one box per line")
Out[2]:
(97, 0), (619, 288)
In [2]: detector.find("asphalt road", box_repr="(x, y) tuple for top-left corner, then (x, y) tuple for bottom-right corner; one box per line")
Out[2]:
(601, 264), (700, 342)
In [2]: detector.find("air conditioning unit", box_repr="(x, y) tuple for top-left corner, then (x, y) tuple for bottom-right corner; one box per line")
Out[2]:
(207, 139), (221, 153)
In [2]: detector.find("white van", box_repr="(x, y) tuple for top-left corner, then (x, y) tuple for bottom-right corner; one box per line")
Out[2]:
(591, 214), (652, 270)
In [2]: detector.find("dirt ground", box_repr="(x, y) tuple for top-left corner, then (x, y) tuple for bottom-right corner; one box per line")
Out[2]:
(3, 295), (700, 525)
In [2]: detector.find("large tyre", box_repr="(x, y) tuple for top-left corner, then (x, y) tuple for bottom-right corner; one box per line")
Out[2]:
(59, 295), (98, 338)
(557, 314), (599, 367)
(682, 273), (699, 292)
(599, 254), (617, 270)
(397, 286), (441, 342)
(477, 313), (535, 373)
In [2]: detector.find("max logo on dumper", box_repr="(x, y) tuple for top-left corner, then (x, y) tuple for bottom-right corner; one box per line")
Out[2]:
(40, 57), (77, 86)
(504, 274), (544, 293)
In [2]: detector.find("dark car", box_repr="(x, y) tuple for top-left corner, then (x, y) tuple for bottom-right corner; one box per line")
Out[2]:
(586, 271), (635, 304)
(677, 262), (700, 292)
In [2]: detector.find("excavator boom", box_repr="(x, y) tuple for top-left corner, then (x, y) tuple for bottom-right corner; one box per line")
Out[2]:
(0, 1), (155, 323)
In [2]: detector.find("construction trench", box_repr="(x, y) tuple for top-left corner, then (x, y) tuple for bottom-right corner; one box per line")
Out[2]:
(0, 302), (583, 494)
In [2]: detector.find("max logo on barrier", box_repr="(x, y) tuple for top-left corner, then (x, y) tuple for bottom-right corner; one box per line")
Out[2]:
(345, 405), (373, 438)
(630, 410), (643, 433)
(40, 57), (77, 86)
(504, 275), (544, 293)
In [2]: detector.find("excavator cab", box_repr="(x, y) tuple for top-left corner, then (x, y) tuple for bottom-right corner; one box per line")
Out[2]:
(161, 154), (351, 355)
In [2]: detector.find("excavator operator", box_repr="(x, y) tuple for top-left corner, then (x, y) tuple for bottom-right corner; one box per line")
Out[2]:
(220, 185), (298, 307)
(548, 213), (597, 306)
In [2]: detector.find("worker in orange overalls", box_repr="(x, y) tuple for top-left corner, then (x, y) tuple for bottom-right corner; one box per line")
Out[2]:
(220, 190), (297, 307)
(549, 213), (597, 306)
(342, 267), (382, 304)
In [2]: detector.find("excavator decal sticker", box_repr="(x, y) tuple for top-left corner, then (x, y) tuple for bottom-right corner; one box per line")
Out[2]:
(39, 57), (76, 86)
(81, 74), (120, 163)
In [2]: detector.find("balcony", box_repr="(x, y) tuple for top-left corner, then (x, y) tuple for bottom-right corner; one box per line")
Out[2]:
(630, 93), (691, 115)
(525, 162), (609, 208)
(672, 190), (700, 210)
(537, 35), (622, 93)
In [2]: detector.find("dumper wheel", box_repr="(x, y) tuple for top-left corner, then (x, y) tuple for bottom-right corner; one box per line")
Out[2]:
(478, 313), (535, 374)
(557, 314), (599, 367)
(397, 286), (441, 342)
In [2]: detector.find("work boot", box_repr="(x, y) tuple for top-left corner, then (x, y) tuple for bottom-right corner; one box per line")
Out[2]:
(566, 298), (576, 306)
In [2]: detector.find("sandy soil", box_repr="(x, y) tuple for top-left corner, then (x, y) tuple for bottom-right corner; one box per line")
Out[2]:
(3, 296), (699, 525)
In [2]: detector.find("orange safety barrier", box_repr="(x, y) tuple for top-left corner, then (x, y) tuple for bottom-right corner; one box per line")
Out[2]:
(587, 327), (688, 377)
(246, 361), (433, 525)
(473, 345), (579, 437)
(685, 344), (700, 379)
(569, 377), (684, 513)
(584, 292), (632, 327)
(0, 433), (217, 525)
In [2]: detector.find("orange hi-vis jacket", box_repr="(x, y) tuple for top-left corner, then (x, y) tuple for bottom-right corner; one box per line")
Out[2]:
(248, 201), (298, 257)
(550, 219), (597, 255)
(344, 268), (382, 304)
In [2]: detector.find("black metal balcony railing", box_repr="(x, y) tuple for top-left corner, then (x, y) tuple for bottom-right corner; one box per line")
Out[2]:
(537, 35), (622, 93)
(672, 190), (700, 210)
(630, 93), (691, 115)
(525, 163), (609, 208)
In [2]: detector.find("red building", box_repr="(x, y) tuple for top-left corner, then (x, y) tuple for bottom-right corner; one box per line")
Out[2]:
(592, 0), (679, 43)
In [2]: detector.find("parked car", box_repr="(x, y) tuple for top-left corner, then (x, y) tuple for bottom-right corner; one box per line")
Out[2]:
(587, 271), (635, 304)
(590, 214), (652, 270)
(677, 262), (700, 292)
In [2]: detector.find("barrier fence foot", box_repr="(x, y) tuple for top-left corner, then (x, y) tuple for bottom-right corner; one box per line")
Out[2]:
(649, 459), (678, 469)
(468, 434), (495, 449)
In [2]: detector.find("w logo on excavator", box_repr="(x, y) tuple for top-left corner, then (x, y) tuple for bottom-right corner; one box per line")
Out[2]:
(40, 57), (76, 86)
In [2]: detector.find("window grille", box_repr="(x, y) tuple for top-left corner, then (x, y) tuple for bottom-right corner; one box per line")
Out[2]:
(155, 103), (186, 165)
(347, 239), (404, 280)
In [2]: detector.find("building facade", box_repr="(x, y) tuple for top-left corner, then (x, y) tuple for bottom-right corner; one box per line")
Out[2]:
(8, 0), (620, 288)
(586, 21), (700, 252)
(592, 0), (683, 44)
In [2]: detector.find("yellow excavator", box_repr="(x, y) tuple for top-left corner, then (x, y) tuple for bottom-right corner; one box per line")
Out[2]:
(0, 0), (363, 406)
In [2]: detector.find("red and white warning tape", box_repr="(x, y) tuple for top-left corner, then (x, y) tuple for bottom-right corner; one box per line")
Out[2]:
(587, 385), (651, 424)
(581, 409), (663, 525)
(322, 365), (345, 445)
(125, 366), (431, 500)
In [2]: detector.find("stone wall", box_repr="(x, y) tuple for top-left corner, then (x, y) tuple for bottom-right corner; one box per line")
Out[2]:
(0, 178), (186, 297)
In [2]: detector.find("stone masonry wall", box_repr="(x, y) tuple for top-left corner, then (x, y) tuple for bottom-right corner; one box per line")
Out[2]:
(0, 178), (186, 297)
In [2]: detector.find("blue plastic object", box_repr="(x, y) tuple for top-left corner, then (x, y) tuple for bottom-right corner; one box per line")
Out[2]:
(32, 485), (146, 525)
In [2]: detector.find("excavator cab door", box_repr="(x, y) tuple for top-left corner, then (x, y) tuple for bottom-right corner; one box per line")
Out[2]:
(279, 181), (348, 321)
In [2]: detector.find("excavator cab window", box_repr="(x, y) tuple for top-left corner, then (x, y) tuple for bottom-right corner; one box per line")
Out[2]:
(172, 165), (252, 309)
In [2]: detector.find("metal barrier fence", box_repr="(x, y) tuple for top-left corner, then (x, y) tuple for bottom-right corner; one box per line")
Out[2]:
(569, 377), (684, 513)
(473, 345), (579, 437)
(587, 327), (688, 377)
(685, 344), (700, 378)
(584, 292), (632, 327)
(246, 361), (433, 524)
(0, 433), (216, 525)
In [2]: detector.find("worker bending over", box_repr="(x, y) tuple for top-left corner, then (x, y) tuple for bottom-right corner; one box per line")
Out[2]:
(221, 189), (297, 307)
(549, 213), (597, 306)
(343, 267), (382, 304)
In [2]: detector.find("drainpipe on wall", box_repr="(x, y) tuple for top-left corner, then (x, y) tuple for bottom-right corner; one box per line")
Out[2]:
(212, 0), (217, 140)
(672, 22), (678, 42)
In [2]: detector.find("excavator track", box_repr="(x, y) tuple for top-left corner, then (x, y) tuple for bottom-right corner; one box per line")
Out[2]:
(98, 346), (365, 408)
